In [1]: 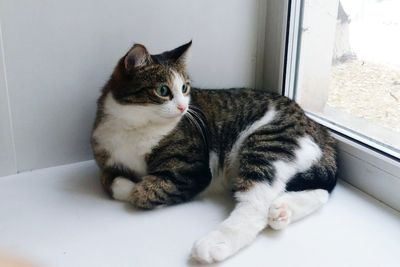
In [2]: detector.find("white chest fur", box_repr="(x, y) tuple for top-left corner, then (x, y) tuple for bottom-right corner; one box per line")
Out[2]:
(93, 93), (180, 177)
(93, 120), (167, 176)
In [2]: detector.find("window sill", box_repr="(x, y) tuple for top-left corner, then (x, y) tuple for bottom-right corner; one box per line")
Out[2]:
(0, 161), (399, 267)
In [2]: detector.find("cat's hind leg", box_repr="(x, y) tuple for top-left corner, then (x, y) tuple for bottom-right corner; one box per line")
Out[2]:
(191, 181), (279, 264)
(268, 189), (329, 230)
(191, 134), (324, 263)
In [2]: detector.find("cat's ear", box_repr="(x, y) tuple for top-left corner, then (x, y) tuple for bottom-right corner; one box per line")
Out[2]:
(124, 44), (153, 73)
(152, 40), (192, 67)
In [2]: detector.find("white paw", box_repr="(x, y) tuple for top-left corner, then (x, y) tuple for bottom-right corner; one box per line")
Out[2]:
(191, 230), (238, 264)
(268, 202), (292, 230)
(111, 177), (135, 202)
(315, 189), (330, 204)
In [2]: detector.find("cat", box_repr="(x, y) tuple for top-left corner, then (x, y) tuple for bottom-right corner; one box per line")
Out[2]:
(91, 41), (337, 264)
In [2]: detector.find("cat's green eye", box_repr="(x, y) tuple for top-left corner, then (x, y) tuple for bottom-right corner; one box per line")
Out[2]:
(155, 85), (170, 97)
(182, 84), (189, 94)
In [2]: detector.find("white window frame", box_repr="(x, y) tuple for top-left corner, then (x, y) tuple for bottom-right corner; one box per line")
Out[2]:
(262, 0), (400, 211)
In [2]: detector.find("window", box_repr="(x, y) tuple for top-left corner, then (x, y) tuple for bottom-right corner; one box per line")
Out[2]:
(293, 0), (400, 158)
(271, 0), (400, 210)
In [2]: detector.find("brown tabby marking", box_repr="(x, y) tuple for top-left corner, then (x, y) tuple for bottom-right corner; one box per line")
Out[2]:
(129, 175), (178, 209)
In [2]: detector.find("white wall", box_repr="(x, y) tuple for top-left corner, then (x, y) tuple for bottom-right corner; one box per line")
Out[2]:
(0, 25), (16, 176)
(0, 0), (264, 175)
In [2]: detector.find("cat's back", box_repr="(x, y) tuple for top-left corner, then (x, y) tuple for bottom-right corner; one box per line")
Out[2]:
(190, 88), (300, 118)
(190, 88), (334, 157)
(190, 88), (311, 138)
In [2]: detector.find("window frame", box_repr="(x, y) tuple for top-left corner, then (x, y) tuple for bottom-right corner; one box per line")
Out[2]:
(263, 0), (400, 211)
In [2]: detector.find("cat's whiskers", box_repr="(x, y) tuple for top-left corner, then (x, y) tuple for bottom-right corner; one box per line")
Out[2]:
(185, 106), (209, 153)
(184, 111), (198, 130)
(188, 105), (208, 130)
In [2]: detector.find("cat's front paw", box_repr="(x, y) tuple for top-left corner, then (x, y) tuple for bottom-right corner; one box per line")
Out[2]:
(268, 202), (292, 230)
(191, 230), (238, 264)
(111, 177), (135, 202)
(129, 184), (166, 210)
(128, 175), (176, 209)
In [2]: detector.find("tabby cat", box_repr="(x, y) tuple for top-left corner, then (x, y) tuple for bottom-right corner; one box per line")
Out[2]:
(91, 41), (337, 264)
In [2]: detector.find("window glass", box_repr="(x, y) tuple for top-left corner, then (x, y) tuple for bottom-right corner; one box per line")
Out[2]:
(295, 0), (400, 154)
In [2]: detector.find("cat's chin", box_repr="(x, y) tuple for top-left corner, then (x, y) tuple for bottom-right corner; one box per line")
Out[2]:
(158, 115), (184, 124)
(160, 112), (185, 120)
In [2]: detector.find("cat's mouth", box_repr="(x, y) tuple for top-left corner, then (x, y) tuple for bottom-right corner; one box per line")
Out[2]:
(174, 109), (188, 117)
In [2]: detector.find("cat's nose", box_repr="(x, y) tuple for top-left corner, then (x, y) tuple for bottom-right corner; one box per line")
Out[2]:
(177, 104), (187, 113)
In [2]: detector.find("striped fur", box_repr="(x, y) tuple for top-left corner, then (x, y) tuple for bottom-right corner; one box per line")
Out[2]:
(91, 42), (338, 263)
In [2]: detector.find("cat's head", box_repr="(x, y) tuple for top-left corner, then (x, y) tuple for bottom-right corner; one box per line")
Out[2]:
(103, 41), (192, 126)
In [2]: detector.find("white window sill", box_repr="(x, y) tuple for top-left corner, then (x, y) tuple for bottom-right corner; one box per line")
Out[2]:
(0, 161), (399, 267)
